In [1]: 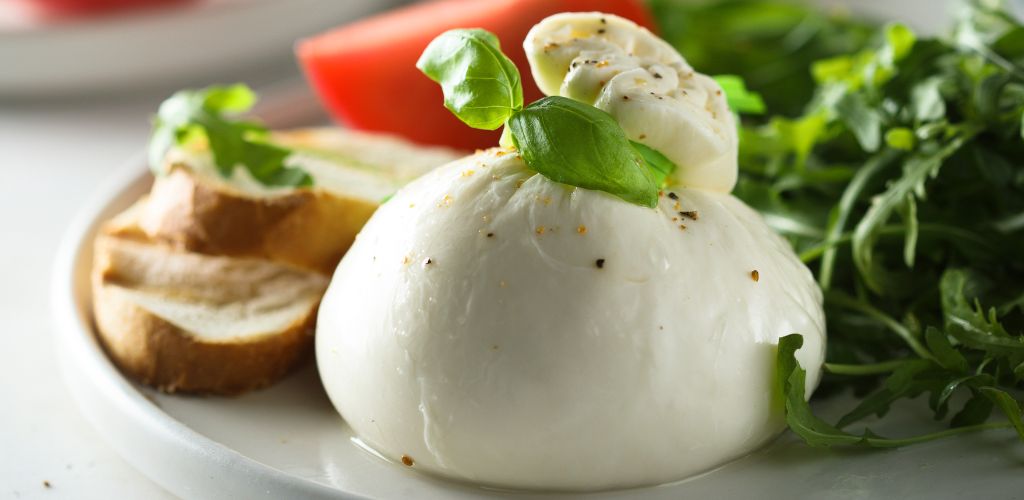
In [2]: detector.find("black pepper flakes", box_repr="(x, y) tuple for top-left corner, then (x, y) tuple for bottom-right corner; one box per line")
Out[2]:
(653, 72), (663, 79)
(680, 211), (699, 220)
(486, 232), (495, 238)
(597, 29), (606, 34)
(43, 481), (51, 489)
(596, 259), (606, 269)
(751, 270), (760, 282)
(600, 17), (607, 24)
(622, 95), (630, 101)
(423, 258), (433, 267)
(667, 192), (679, 200)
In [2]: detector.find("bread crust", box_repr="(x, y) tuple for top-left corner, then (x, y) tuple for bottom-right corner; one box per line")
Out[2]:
(92, 279), (316, 395)
(91, 231), (326, 395)
(139, 166), (378, 275)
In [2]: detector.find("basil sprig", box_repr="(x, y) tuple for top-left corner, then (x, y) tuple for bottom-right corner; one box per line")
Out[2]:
(417, 28), (674, 208)
(149, 84), (311, 188)
(507, 96), (660, 207)
(417, 29), (523, 130)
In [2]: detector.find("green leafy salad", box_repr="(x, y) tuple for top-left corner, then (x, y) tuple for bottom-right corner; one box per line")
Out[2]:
(651, 0), (1024, 446)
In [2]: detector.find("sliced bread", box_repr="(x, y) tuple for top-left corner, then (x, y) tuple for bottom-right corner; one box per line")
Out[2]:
(138, 128), (462, 274)
(92, 212), (329, 394)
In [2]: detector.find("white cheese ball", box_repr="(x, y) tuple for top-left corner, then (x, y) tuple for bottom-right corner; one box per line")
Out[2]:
(316, 150), (825, 490)
(525, 13), (738, 193)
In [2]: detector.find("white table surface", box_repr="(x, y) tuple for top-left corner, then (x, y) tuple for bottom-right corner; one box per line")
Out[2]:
(1, 93), (176, 499)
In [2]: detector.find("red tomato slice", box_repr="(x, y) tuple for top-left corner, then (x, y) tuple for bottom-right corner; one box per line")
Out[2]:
(297, 0), (655, 150)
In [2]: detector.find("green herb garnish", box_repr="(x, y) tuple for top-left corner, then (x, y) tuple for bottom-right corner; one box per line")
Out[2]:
(657, 0), (1024, 448)
(417, 28), (675, 208)
(149, 84), (311, 188)
(416, 29), (524, 130)
(507, 96), (659, 207)
(713, 75), (766, 115)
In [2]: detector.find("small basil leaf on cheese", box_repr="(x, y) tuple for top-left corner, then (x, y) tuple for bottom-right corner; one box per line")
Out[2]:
(149, 84), (312, 188)
(713, 75), (766, 115)
(508, 96), (659, 208)
(631, 140), (676, 187)
(417, 28), (524, 130)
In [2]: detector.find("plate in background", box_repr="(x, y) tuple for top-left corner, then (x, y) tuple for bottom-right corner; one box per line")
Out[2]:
(0, 0), (405, 98)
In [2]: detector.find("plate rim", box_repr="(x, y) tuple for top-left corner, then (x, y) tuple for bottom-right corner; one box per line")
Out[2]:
(50, 154), (366, 500)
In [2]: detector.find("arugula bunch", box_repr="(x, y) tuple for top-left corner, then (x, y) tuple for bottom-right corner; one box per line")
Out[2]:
(657, 0), (1024, 447)
(417, 28), (676, 207)
(149, 84), (311, 188)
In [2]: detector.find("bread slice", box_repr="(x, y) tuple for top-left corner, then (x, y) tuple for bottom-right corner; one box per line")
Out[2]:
(92, 215), (329, 395)
(139, 128), (462, 275)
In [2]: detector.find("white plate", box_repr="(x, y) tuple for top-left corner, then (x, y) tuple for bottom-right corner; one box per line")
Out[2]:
(52, 143), (1024, 500)
(0, 0), (405, 98)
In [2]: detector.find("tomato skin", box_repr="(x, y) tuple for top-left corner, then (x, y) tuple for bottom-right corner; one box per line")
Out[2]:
(297, 0), (655, 150)
(16, 0), (193, 20)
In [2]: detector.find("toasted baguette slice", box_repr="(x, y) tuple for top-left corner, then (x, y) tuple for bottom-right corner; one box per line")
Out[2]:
(92, 219), (329, 395)
(139, 128), (462, 274)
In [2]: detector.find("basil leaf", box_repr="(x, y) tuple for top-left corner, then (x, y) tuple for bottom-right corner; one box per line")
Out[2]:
(631, 141), (677, 187)
(149, 84), (311, 187)
(507, 96), (659, 208)
(417, 28), (523, 130)
(713, 75), (766, 114)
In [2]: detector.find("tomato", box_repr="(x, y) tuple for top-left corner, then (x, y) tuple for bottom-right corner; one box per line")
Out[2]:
(16, 0), (193, 20)
(297, 0), (655, 150)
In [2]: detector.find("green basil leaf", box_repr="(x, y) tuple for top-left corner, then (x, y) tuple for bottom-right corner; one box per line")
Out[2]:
(507, 96), (659, 208)
(417, 28), (523, 130)
(713, 74), (766, 114)
(149, 84), (311, 188)
(630, 141), (677, 187)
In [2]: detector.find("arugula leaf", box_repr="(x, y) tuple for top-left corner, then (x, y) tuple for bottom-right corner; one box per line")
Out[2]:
(659, 0), (1024, 451)
(852, 137), (967, 293)
(778, 334), (1018, 447)
(924, 326), (969, 373)
(941, 269), (1024, 355)
(981, 387), (1024, 439)
(835, 92), (882, 152)
(149, 84), (311, 187)
(507, 96), (660, 207)
(417, 28), (523, 130)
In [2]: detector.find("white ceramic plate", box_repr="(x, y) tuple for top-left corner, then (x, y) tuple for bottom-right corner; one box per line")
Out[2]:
(52, 135), (1024, 500)
(0, 0), (405, 98)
